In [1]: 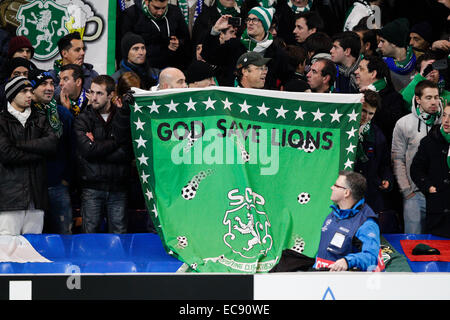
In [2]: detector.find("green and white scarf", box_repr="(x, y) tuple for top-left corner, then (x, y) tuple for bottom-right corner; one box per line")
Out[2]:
(356, 121), (371, 163)
(217, 0), (240, 16)
(240, 29), (273, 53)
(367, 78), (387, 92)
(441, 126), (450, 169)
(34, 99), (63, 137)
(416, 106), (440, 127)
(287, 0), (313, 13)
(142, 0), (168, 20)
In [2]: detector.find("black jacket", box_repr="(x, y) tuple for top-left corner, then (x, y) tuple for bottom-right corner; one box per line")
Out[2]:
(74, 105), (133, 192)
(0, 107), (58, 211)
(411, 125), (450, 238)
(119, 3), (192, 70)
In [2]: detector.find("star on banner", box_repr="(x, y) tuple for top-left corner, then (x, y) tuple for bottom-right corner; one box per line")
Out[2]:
(141, 171), (150, 184)
(185, 97), (197, 111)
(145, 189), (153, 200)
(239, 100), (252, 114)
(137, 153), (149, 166)
(346, 143), (356, 154)
(257, 103), (269, 116)
(346, 127), (357, 139)
(134, 118), (145, 131)
(329, 109), (343, 123)
(135, 135), (147, 148)
(133, 103), (143, 113)
(275, 105), (288, 119)
(166, 99), (179, 112)
(347, 109), (358, 122)
(311, 108), (325, 122)
(148, 101), (160, 113)
(294, 106), (306, 120)
(344, 158), (354, 169)
(203, 97), (216, 110)
(222, 98), (233, 110)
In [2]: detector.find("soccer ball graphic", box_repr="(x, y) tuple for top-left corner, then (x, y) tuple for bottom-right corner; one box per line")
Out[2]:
(177, 236), (188, 248)
(181, 184), (197, 200)
(303, 140), (316, 153)
(297, 192), (311, 204)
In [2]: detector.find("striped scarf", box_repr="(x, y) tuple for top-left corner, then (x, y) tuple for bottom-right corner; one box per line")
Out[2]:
(441, 126), (450, 169)
(34, 98), (63, 137)
(240, 29), (273, 53)
(287, 0), (313, 13)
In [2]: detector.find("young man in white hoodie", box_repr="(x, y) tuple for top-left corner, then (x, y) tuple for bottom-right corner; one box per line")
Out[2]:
(391, 80), (442, 234)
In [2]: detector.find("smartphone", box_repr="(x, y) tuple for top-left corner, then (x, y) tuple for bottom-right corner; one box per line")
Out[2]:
(228, 17), (241, 27)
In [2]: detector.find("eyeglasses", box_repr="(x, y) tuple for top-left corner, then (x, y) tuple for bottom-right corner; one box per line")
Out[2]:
(248, 65), (268, 72)
(245, 18), (261, 24)
(332, 184), (348, 190)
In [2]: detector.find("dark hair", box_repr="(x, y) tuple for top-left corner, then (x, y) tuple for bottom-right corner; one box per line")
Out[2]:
(363, 90), (381, 109)
(415, 51), (437, 73)
(364, 55), (391, 82)
(285, 45), (308, 68)
(332, 31), (361, 59)
(316, 58), (337, 84)
(294, 11), (324, 32)
(57, 32), (82, 54)
(339, 170), (367, 201)
(116, 72), (141, 96)
(60, 63), (84, 87)
(304, 32), (332, 55)
(92, 75), (116, 95)
(414, 79), (439, 97)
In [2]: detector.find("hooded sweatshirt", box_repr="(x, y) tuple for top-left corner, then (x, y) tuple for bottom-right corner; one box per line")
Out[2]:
(391, 96), (442, 197)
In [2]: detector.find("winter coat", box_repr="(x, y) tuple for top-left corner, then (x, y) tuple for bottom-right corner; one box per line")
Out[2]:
(410, 125), (450, 238)
(111, 59), (160, 90)
(354, 123), (394, 213)
(391, 98), (442, 198)
(0, 106), (58, 211)
(119, 2), (192, 70)
(73, 104), (133, 192)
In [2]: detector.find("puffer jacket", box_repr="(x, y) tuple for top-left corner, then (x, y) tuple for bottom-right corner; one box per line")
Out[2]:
(0, 106), (58, 211)
(73, 104), (133, 192)
(391, 97), (442, 198)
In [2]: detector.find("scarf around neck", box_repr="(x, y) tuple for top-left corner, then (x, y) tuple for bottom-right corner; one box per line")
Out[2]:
(217, 1), (239, 16)
(383, 46), (416, 75)
(34, 98), (63, 137)
(367, 78), (387, 92)
(356, 121), (371, 163)
(8, 102), (31, 127)
(287, 0), (313, 13)
(142, 0), (168, 20)
(416, 105), (440, 127)
(441, 126), (450, 169)
(240, 29), (273, 53)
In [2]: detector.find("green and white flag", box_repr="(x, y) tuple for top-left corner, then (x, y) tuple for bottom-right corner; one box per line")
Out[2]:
(131, 87), (362, 273)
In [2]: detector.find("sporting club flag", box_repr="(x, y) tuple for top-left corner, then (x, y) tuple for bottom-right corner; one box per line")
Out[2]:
(130, 87), (362, 273)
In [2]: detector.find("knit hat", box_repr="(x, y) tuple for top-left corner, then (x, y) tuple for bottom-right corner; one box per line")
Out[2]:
(5, 76), (33, 103)
(380, 18), (410, 48)
(8, 36), (34, 59)
(185, 60), (215, 84)
(410, 21), (433, 45)
(248, 6), (274, 33)
(236, 51), (271, 69)
(121, 32), (145, 58)
(28, 69), (55, 89)
(7, 57), (33, 77)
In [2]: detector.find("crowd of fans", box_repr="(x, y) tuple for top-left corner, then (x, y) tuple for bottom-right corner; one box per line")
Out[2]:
(0, 0), (449, 239)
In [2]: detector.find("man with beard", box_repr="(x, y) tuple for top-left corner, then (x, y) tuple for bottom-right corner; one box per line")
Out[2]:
(29, 69), (74, 234)
(74, 75), (133, 233)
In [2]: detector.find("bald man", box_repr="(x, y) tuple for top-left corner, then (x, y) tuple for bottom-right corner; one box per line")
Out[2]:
(158, 67), (188, 90)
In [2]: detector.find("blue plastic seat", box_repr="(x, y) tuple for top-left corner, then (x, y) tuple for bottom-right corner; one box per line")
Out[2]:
(129, 233), (168, 259)
(23, 234), (67, 260)
(0, 262), (23, 274)
(145, 257), (184, 272)
(22, 262), (75, 274)
(70, 234), (126, 260)
(82, 261), (138, 273)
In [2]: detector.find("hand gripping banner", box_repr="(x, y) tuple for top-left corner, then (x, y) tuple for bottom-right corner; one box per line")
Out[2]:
(130, 87), (362, 273)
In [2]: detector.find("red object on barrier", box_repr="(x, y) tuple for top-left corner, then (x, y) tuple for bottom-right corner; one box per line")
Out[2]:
(400, 240), (450, 262)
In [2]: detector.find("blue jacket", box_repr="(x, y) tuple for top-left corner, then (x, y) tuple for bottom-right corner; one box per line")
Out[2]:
(315, 199), (381, 271)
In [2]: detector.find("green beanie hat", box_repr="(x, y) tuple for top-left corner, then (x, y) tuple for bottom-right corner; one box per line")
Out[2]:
(380, 18), (410, 48)
(248, 6), (274, 33)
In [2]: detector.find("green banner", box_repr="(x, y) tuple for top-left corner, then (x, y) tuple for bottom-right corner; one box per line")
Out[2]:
(130, 87), (362, 273)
